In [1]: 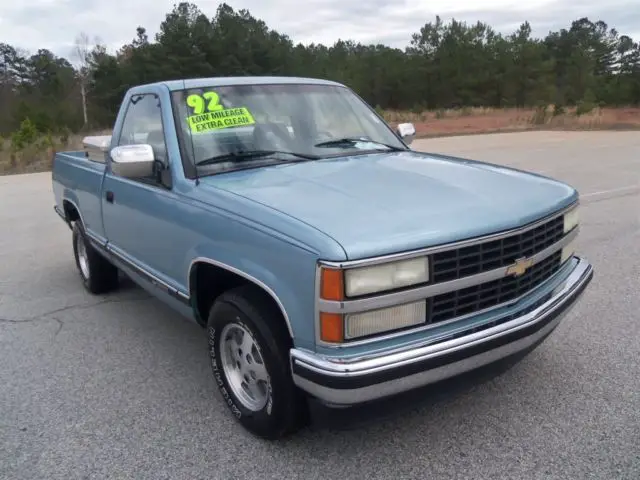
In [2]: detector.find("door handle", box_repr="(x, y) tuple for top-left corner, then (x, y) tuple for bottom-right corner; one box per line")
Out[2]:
(105, 191), (114, 203)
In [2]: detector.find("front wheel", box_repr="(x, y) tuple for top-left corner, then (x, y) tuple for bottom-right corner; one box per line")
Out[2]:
(207, 285), (309, 439)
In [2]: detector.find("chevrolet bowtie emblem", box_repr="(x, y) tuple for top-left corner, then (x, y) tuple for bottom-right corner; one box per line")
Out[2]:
(506, 257), (534, 277)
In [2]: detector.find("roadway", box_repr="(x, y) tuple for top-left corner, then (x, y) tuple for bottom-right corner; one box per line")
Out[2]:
(1, 131), (638, 479)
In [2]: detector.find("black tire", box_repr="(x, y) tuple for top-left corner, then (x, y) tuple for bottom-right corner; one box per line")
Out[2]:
(72, 221), (119, 294)
(207, 284), (310, 439)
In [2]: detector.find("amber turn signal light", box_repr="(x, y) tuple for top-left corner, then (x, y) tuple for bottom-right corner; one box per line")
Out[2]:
(320, 266), (344, 301)
(319, 312), (344, 343)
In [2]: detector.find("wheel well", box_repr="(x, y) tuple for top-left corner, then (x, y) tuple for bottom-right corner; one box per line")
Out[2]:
(189, 262), (292, 338)
(63, 200), (80, 222)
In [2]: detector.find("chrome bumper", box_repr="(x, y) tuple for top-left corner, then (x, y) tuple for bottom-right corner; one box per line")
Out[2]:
(290, 256), (593, 406)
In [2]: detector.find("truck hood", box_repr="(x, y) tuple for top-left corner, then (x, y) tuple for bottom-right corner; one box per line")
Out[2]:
(202, 150), (577, 260)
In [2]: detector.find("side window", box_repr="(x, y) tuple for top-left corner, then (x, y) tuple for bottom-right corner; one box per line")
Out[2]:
(117, 93), (168, 170)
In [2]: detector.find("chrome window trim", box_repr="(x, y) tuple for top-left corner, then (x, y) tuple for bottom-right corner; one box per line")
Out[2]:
(319, 226), (578, 315)
(319, 200), (579, 269)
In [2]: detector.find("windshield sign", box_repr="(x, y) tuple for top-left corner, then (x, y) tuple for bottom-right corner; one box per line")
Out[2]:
(188, 108), (255, 133)
(171, 83), (406, 174)
(185, 90), (256, 134)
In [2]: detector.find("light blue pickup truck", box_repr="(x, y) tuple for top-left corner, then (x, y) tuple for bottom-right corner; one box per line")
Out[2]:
(52, 76), (594, 439)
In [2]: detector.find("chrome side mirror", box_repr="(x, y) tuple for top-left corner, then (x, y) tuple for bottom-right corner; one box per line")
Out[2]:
(110, 144), (155, 178)
(396, 122), (416, 145)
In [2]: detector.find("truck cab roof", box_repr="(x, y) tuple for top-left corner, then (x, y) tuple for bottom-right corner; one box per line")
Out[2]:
(134, 76), (346, 92)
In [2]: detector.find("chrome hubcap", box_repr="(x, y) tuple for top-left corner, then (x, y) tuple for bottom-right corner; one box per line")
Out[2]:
(219, 323), (270, 411)
(76, 233), (90, 279)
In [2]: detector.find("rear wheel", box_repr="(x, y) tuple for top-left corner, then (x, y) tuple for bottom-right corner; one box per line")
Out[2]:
(207, 285), (309, 439)
(72, 221), (119, 294)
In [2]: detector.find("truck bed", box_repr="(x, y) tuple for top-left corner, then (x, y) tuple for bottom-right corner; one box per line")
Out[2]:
(52, 150), (108, 242)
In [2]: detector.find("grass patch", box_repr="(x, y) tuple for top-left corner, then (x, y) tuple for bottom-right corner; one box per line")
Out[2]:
(383, 106), (640, 138)
(0, 130), (109, 176)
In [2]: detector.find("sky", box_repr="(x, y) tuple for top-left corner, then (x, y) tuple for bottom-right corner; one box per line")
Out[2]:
(1, 0), (639, 61)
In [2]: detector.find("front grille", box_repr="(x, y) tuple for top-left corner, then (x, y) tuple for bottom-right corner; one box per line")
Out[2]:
(431, 215), (565, 283)
(437, 290), (555, 343)
(429, 250), (562, 324)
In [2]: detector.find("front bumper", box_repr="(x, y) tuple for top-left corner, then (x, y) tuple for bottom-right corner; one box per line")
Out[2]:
(290, 256), (593, 406)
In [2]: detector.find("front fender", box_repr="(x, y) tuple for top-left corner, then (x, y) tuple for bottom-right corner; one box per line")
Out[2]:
(185, 225), (320, 352)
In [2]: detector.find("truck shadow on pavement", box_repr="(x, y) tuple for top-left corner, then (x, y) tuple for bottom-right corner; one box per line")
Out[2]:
(303, 352), (531, 435)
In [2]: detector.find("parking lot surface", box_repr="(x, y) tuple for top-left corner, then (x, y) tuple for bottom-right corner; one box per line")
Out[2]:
(1, 131), (639, 479)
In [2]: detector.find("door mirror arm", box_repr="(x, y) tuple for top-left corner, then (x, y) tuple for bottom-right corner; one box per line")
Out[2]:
(154, 160), (173, 189)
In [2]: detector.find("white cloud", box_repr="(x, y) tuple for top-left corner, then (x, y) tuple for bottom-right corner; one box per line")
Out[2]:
(1, 0), (639, 59)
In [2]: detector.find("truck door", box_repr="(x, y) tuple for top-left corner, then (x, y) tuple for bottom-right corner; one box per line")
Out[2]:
(101, 91), (187, 296)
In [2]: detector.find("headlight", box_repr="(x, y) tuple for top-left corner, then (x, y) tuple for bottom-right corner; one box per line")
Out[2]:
(344, 256), (429, 297)
(564, 205), (579, 233)
(318, 257), (430, 343)
(345, 300), (426, 339)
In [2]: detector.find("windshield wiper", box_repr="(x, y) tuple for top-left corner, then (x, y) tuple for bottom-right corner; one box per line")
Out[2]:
(196, 150), (320, 167)
(314, 137), (406, 151)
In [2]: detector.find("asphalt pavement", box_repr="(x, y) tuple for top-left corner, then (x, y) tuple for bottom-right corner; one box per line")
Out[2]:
(1, 131), (639, 479)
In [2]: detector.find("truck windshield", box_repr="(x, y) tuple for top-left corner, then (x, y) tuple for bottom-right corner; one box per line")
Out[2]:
(170, 82), (407, 175)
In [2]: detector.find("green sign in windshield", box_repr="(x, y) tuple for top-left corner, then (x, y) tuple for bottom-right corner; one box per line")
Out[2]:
(185, 91), (255, 133)
(187, 108), (255, 133)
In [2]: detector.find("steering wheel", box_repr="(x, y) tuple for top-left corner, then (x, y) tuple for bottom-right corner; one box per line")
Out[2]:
(314, 130), (333, 142)
(252, 123), (293, 151)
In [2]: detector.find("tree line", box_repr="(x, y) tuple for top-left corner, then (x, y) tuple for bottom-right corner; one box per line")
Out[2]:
(1, 1), (639, 138)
